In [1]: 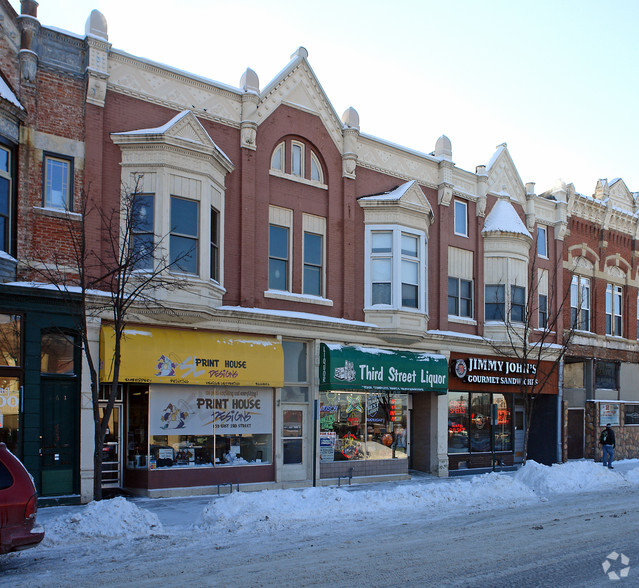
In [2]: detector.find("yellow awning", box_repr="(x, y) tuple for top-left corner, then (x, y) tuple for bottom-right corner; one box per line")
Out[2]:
(100, 325), (283, 387)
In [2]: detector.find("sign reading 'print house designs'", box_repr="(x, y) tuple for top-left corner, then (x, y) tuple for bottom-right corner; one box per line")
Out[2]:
(149, 385), (272, 436)
(100, 326), (284, 387)
(319, 343), (448, 394)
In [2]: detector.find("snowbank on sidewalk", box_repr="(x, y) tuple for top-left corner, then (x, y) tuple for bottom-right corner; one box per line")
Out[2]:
(43, 496), (164, 545)
(39, 459), (639, 543)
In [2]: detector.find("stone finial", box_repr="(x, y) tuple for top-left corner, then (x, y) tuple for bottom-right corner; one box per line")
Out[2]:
(20, 0), (38, 17)
(525, 182), (536, 196)
(434, 135), (452, 161)
(291, 47), (309, 60)
(342, 107), (360, 130)
(85, 9), (108, 40)
(594, 178), (609, 200)
(240, 68), (260, 93)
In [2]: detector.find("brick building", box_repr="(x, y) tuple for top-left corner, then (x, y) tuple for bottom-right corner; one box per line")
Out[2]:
(1, 3), (590, 502)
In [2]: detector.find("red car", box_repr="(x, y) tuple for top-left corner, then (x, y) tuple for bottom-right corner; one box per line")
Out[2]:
(0, 443), (44, 554)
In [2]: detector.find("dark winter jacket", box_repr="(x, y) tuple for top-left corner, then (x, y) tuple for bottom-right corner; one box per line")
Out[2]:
(599, 427), (616, 447)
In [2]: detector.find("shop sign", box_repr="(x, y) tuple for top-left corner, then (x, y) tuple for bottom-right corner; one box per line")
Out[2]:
(319, 343), (448, 393)
(100, 326), (283, 387)
(452, 357), (539, 387)
(599, 403), (620, 427)
(149, 385), (273, 435)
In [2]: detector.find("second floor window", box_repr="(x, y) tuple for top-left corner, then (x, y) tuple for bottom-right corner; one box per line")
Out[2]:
(44, 154), (72, 211)
(269, 224), (289, 291)
(303, 232), (322, 296)
(538, 293), (548, 328)
(0, 145), (12, 252)
(170, 196), (199, 274)
(131, 194), (154, 270)
(570, 275), (590, 331)
(210, 208), (219, 282)
(485, 284), (505, 321)
(511, 285), (526, 323)
(367, 227), (425, 310)
(605, 283), (623, 337)
(448, 277), (473, 318)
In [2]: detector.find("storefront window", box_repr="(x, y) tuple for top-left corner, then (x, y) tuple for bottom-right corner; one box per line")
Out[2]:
(448, 392), (469, 453)
(0, 377), (20, 453)
(470, 393), (491, 452)
(624, 405), (639, 426)
(319, 391), (407, 462)
(143, 385), (273, 469)
(0, 314), (20, 366)
(448, 391), (513, 454)
(127, 386), (149, 468)
(493, 393), (512, 451)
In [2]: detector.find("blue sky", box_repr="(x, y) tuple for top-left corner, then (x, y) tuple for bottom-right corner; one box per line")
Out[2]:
(9, 0), (639, 196)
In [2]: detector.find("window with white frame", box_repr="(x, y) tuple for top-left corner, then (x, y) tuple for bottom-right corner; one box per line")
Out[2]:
(170, 196), (199, 275)
(606, 283), (623, 336)
(537, 226), (548, 257)
(310, 152), (323, 183)
(268, 206), (292, 292)
(366, 226), (426, 311)
(44, 153), (72, 211)
(511, 285), (526, 323)
(448, 247), (473, 319)
(538, 268), (548, 328)
(485, 284), (505, 321)
(454, 200), (468, 237)
(302, 214), (325, 297)
(271, 142), (284, 172)
(0, 144), (12, 253)
(131, 193), (154, 270)
(291, 142), (304, 177)
(210, 207), (220, 282)
(570, 275), (590, 331)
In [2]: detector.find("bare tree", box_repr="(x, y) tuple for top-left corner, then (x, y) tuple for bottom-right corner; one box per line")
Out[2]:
(484, 237), (576, 464)
(26, 176), (187, 499)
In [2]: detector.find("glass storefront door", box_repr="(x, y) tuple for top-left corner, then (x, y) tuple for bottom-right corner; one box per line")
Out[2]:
(99, 405), (122, 487)
(281, 404), (307, 481)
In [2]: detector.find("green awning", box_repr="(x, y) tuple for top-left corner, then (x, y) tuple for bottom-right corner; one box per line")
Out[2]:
(320, 343), (448, 394)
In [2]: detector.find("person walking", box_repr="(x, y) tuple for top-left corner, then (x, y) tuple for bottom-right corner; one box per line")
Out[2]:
(599, 423), (616, 469)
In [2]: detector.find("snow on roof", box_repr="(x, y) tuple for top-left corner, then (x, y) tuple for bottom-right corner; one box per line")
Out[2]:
(0, 77), (23, 110)
(359, 180), (416, 202)
(482, 198), (532, 238)
(112, 110), (191, 136)
(486, 143), (507, 171)
(218, 306), (377, 328)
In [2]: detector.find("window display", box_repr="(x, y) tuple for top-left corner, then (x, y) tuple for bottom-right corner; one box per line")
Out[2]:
(127, 384), (273, 469)
(448, 391), (512, 454)
(319, 391), (407, 462)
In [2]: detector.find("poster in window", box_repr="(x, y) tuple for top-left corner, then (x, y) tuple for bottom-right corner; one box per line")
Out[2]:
(599, 403), (620, 427)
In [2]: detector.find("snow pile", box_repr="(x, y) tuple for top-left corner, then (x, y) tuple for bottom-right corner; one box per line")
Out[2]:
(43, 496), (164, 545)
(514, 460), (626, 496)
(196, 474), (537, 533)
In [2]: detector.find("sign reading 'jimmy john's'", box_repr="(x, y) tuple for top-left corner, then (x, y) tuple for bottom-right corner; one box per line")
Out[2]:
(453, 356), (538, 386)
(319, 343), (448, 394)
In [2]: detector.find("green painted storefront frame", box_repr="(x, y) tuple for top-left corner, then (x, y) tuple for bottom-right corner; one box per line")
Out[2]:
(0, 285), (81, 501)
(319, 343), (448, 394)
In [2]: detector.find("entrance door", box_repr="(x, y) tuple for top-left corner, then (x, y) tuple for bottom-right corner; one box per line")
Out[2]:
(41, 379), (78, 496)
(281, 405), (307, 481)
(514, 404), (525, 464)
(99, 405), (122, 487)
(567, 409), (584, 459)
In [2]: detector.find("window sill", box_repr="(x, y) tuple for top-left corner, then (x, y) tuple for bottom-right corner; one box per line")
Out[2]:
(448, 316), (476, 325)
(33, 206), (82, 221)
(264, 290), (333, 306)
(269, 169), (328, 190)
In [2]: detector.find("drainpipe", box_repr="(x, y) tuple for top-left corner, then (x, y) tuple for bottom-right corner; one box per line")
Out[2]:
(557, 360), (564, 463)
